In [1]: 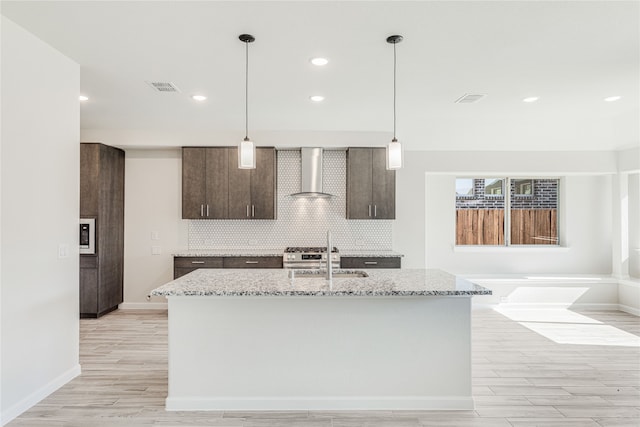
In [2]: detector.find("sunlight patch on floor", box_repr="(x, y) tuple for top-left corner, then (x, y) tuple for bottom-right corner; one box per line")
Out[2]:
(495, 307), (640, 347)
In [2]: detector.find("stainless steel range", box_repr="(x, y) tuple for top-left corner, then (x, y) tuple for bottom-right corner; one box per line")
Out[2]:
(283, 246), (340, 269)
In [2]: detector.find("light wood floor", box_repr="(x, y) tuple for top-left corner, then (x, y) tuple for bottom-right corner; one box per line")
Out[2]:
(7, 308), (640, 427)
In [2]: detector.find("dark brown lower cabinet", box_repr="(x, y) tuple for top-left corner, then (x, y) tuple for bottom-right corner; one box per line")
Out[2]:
(174, 257), (223, 279)
(80, 255), (98, 314)
(340, 257), (401, 269)
(174, 256), (283, 279)
(222, 257), (283, 269)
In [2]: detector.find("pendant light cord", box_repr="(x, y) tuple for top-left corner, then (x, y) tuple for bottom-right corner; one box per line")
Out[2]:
(244, 40), (249, 140)
(393, 41), (397, 140)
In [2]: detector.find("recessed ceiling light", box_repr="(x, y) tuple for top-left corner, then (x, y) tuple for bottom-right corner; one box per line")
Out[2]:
(192, 95), (207, 102)
(309, 95), (325, 102)
(604, 96), (621, 102)
(79, 95), (89, 102)
(522, 97), (539, 103)
(310, 57), (329, 66)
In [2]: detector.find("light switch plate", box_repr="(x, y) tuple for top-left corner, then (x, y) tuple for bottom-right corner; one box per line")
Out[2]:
(151, 246), (162, 255)
(151, 231), (159, 240)
(58, 244), (69, 258)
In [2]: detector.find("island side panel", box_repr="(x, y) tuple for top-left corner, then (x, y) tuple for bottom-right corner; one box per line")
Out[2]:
(166, 295), (473, 410)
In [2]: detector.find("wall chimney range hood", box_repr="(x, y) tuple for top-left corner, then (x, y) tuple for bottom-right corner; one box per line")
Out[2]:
(291, 148), (333, 198)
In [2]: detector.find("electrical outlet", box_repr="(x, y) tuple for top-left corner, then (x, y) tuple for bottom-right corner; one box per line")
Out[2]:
(500, 296), (509, 304)
(355, 239), (365, 246)
(248, 239), (258, 246)
(151, 246), (162, 255)
(151, 231), (159, 240)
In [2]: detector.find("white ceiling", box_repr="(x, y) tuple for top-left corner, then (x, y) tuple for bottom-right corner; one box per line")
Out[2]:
(2, 1), (639, 151)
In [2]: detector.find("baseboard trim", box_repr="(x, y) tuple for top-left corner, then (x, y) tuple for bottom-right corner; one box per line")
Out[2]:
(1, 364), (81, 426)
(119, 302), (168, 310)
(475, 302), (621, 311)
(618, 304), (640, 316)
(165, 396), (475, 411)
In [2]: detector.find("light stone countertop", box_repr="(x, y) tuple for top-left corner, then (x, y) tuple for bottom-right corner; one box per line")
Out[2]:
(150, 268), (491, 297)
(173, 249), (283, 257)
(173, 249), (404, 258)
(339, 250), (404, 257)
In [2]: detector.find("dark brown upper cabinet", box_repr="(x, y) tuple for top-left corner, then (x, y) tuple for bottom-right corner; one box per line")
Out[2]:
(346, 147), (395, 219)
(227, 147), (276, 219)
(182, 146), (276, 220)
(182, 147), (229, 219)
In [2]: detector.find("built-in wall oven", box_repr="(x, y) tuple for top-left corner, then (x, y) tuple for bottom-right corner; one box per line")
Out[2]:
(79, 218), (96, 254)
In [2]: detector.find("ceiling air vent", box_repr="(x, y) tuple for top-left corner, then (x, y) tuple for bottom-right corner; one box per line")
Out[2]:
(146, 81), (181, 93)
(455, 93), (486, 104)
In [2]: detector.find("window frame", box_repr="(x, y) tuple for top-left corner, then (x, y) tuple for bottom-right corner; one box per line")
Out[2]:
(455, 176), (561, 247)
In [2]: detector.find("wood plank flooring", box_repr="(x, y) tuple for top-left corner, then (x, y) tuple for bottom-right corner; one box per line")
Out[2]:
(7, 308), (640, 427)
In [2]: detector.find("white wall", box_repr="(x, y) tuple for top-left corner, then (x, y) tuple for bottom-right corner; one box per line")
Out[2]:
(123, 150), (187, 307)
(395, 151), (617, 273)
(422, 175), (612, 274)
(1, 17), (80, 424)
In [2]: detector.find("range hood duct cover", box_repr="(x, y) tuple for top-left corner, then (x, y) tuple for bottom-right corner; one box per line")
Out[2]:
(291, 147), (333, 198)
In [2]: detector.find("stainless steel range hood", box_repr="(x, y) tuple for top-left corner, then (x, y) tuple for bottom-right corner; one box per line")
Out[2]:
(291, 147), (333, 198)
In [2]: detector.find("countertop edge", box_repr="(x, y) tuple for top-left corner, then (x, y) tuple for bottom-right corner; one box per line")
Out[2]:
(173, 251), (404, 258)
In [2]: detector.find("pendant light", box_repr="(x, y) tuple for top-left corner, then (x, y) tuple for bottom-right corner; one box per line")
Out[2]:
(238, 34), (256, 169)
(386, 34), (403, 170)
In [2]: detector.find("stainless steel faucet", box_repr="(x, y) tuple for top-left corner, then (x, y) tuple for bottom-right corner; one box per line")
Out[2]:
(326, 230), (333, 280)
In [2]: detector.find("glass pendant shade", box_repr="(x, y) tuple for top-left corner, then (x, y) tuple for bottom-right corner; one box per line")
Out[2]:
(238, 137), (256, 169)
(386, 138), (403, 170)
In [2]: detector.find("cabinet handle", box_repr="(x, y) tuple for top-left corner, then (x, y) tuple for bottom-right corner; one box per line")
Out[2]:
(368, 205), (372, 217)
(252, 205), (255, 217)
(246, 205), (250, 217)
(364, 261), (378, 265)
(374, 205), (377, 217)
(200, 204), (204, 217)
(206, 204), (210, 217)
(191, 261), (205, 264)
(245, 261), (259, 264)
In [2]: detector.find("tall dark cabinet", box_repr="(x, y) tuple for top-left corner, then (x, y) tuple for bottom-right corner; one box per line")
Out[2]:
(80, 143), (125, 318)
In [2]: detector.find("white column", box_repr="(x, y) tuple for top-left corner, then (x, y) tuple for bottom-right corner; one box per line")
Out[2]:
(612, 172), (629, 279)
(628, 173), (640, 278)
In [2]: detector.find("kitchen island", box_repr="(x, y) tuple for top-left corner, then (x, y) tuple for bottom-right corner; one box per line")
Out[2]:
(151, 268), (491, 411)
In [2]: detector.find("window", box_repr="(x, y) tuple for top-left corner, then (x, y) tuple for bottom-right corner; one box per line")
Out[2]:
(455, 179), (474, 196)
(513, 179), (533, 195)
(484, 178), (504, 196)
(455, 177), (559, 246)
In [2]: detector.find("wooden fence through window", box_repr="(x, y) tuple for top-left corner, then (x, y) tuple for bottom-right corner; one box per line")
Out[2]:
(456, 209), (558, 245)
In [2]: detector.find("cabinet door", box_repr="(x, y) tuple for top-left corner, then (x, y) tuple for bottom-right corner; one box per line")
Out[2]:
(205, 148), (229, 218)
(80, 144), (100, 217)
(98, 144), (125, 315)
(250, 147), (276, 219)
(227, 147), (252, 219)
(346, 148), (373, 219)
(371, 148), (396, 219)
(182, 148), (207, 219)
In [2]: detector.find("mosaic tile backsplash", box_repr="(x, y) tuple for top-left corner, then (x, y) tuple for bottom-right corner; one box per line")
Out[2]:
(189, 150), (393, 250)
